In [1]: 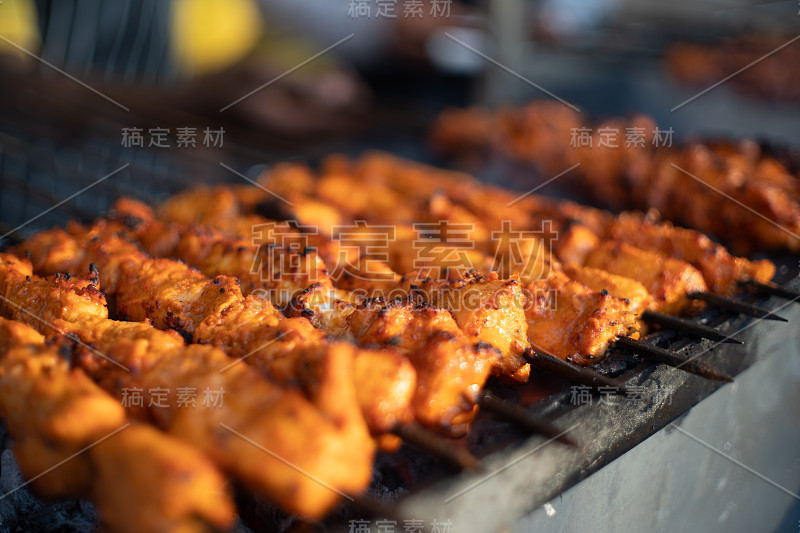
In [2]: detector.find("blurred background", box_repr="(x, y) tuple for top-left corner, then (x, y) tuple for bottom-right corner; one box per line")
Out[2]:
(1, 0), (796, 236)
(1, 0), (798, 149)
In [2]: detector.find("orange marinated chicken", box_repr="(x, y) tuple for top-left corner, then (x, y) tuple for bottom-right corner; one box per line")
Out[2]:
(196, 295), (416, 437)
(607, 212), (776, 294)
(433, 102), (800, 254)
(193, 291), (416, 439)
(522, 270), (639, 365)
(113, 341), (374, 518)
(431, 103), (580, 176)
(120, 200), (333, 308)
(287, 285), (499, 434)
(561, 264), (653, 315)
(553, 223), (602, 266)
(0, 318), (124, 496)
(332, 253), (402, 298)
(338, 151), (776, 296)
(396, 271), (531, 382)
(139, 161), (763, 323)
(0, 254), (107, 326)
(310, 155), (712, 321)
(63, 205), (423, 441)
(124, 187), (641, 369)
(665, 34), (800, 104)
(0, 256), (375, 519)
(9, 146), (785, 527)
(116, 156), (773, 363)
(486, 235), (641, 362)
(89, 422), (235, 533)
(287, 282), (361, 336)
(0, 318), (236, 533)
(347, 298), (499, 436)
(584, 241), (708, 315)
(496, 227), (653, 316)
(156, 185), (243, 228)
(522, 197), (777, 295)
(292, 267), (532, 381)
(534, 218), (710, 315)
(396, 242), (497, 285)
(13, 227), (417, 443)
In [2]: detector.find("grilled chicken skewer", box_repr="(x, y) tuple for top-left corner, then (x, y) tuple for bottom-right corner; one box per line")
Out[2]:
(114, 212), (590, 442)
(13, 226), (500, 441)
(525, 213), (783, 321)
(13, 225), (415, 435)
(20, 154), (756, 440)
(326, 154), (778, 322)
(430, 102), (800, 254)
(110, 195), (638, 368)
(342, 153), (773, 308)
(112, 204), (589, 441)
(245, 154), (777, 357)
(108, 203), (539, 411)
(0, 317), (236, 533)
(157, 199), (739, 382)
(99, 214), (573, 448)
(156, 151), (775, 301)
(117, 198), (642, 382)
(317, 152), (773, 285)
(127, 174), (743, 367)
(16, 201), (590, 449)
(65, 202), (540, 424)
(0, 254), (375, 519)
(14, 222), (571, 458)
(321, 231), (735, 381)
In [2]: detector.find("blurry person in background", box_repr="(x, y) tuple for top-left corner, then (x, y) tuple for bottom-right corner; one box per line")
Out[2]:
(0, 0), (475, 135)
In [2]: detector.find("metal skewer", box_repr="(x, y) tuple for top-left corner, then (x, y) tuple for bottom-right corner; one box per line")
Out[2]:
(525, 349), (629, 395)
(393, 423), (482, 472)
(742, 280), (800, 303)
(614, 336), (734, 383)
(476, 392), (580, 448)
(688, 291), (788, 322)
(641, 309), (742, 344)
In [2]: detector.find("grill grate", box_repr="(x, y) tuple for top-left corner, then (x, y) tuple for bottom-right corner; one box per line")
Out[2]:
(0, 117), (797, 533)
(0, 120), (233, 241)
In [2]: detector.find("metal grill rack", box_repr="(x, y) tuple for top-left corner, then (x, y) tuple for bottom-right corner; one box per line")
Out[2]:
(0, 117), (798, 533)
